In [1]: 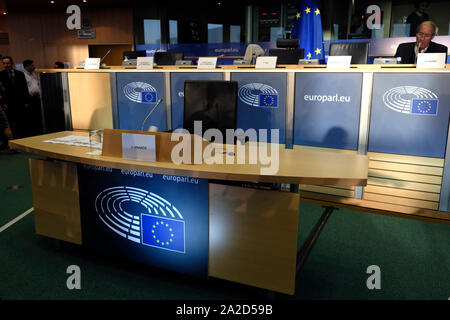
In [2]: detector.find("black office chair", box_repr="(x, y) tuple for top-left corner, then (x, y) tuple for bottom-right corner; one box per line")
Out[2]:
(183, 81), (238, 142)
(329, 42), (369, 64)
(154, 51), (184, 65)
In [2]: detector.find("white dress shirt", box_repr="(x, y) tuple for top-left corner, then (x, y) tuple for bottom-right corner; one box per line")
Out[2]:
(24, 70), (41, 96)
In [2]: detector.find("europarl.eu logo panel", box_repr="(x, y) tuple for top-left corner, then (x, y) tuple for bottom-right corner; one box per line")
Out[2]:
(238, 83), (279, 108)
(78, 165), (209, 278)
(382, 86), (439, 116)
(123, 81), (158, 104)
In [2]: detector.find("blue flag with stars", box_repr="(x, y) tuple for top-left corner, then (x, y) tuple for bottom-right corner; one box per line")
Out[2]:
(291, 0), (324, 61)
(141, 214), (185, 253)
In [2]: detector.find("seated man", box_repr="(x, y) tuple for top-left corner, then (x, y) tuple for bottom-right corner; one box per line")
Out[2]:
(394, 21), (448, 64)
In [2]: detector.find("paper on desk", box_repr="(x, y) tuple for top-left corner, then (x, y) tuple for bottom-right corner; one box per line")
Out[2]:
(44, 135), (102, 149)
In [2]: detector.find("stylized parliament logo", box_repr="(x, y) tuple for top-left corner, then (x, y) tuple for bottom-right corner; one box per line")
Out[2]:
(383, 86), (438, 115)
(238, 83), (279, 108)
(95, 186), (185, 253)
(123, 82), (158, 104)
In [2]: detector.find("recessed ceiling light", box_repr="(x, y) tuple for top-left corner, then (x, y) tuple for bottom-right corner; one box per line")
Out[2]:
(50, 1), (55, 4)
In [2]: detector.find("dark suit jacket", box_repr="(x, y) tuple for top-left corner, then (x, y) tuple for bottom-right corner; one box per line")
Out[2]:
(0, 69), (30, 121)
(394, 41), (448, 64)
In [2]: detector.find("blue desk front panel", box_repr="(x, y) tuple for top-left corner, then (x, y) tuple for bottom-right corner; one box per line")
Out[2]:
(368, 73), (450, 158)
(294, 73), (362, 150)
(116, 73), (166, 131)
(170, 72), (222, 131)
(231, 72), (286, 143)
(78, 165), (209, 278)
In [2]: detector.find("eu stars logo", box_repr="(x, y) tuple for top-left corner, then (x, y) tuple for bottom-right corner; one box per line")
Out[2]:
(411, 99), (438, 116)
(141, 91), (157, 103)
(259, 94), (278, 108)
(141, 214), (185, 253)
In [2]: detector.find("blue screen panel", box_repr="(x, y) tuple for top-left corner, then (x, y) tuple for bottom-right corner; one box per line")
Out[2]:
(368, 73), (450, 158)
(116, 73), (166, 131)
(231, 72), (286, 143)
(294, 73), (362, 150)
(78, 165), (209, 278)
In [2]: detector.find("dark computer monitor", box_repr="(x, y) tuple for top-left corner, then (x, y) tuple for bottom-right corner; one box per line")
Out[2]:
(123, 50), (147, 60)
(268, 48), (305, 64)
(183, 80), (238, 140)
(154, 51), (184, 65)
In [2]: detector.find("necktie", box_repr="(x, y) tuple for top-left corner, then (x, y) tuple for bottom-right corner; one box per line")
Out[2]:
(9, 70), (14, 81)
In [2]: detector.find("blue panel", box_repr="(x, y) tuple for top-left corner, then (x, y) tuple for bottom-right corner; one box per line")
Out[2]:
(294, 73), (362, 150)
(116, 73), (166, 131)
(170, 73), (222, 130)
(78, 165), (209, 278)
(231, 72), (286, 143)
(368, 73), (450, 158)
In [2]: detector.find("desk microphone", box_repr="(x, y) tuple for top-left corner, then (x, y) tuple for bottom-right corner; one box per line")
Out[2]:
(414, 42), (421, 64)
(100, 49), (111, 64)
(141, 98), (163, 131)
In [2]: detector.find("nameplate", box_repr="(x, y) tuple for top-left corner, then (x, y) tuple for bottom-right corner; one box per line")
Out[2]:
(84, 58), (101, 70)
(197, 57), (218, 69)
(122, 133), (156, 162)
(255, 56), (277, 69)
(416, 53), (446, 69)
(136, 57), (154, 70)
(327, 56), (352, 69)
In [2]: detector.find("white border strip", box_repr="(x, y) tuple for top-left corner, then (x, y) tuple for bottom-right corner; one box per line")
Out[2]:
(0, 207), (34, 233)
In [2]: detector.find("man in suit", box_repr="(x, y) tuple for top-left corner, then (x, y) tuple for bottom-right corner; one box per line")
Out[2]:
(395, 21), (448, 64)
(0, 56), (30, 138)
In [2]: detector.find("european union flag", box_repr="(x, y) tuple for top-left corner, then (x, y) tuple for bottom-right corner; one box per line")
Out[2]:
(141, 91), (157, 103)
(291, 0), (325, 61)
(141, 214), (185, 253)
(411, 99), (438, 115)
(259, 94), (278, 107)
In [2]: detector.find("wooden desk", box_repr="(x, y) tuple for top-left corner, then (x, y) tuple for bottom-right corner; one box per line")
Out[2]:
(10, 131), (368, 295)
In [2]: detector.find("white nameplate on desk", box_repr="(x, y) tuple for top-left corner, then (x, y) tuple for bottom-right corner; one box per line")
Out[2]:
(197, 57), (217, 69)
(84, 58), (101, 70)
(416, 53), (446, 69)
(136, 57), (154, 69)
(326, 56), (352, 69)
(122, 133), (156, 162)
(255, 56), (277, 69)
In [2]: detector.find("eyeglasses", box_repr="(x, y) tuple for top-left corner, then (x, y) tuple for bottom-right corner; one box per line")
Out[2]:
(416, 32), (434, 38)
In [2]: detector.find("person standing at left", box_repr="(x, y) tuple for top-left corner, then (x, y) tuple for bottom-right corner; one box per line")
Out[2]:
(23, 59), (43, 136)
(0, 56), (30, 138)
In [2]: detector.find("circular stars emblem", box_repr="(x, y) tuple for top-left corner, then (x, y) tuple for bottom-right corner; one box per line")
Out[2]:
(152, 220), (174, 246)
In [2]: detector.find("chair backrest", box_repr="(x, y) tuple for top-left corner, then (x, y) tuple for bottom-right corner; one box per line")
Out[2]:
(183, 81), (238, 140)
(154, 51), (184, 65)
(329, 42), (369, 64)
(243, 44), (265, 64)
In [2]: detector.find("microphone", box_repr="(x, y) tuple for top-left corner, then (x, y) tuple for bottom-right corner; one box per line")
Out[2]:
(415, 42), (421, 64)
(100, 49), (111, 64)
(141, 98), (163, 131)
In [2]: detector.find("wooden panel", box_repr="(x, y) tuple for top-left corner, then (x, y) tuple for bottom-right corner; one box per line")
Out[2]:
(43, 43), (89, 70)
(300, 185), (354, 198)
(368, 169), (442, 184)
(369, 160), (443, 176)
(364, 185), (440, 202)
(368, 152), (444, 167)
(68, 72), (113, 130)
(367, 177), (441, 193)
(209, 183), (299, 295)
(362, 193), (439, 210)
(29, 158), (82, 244)
(299, 191), (450, 225)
